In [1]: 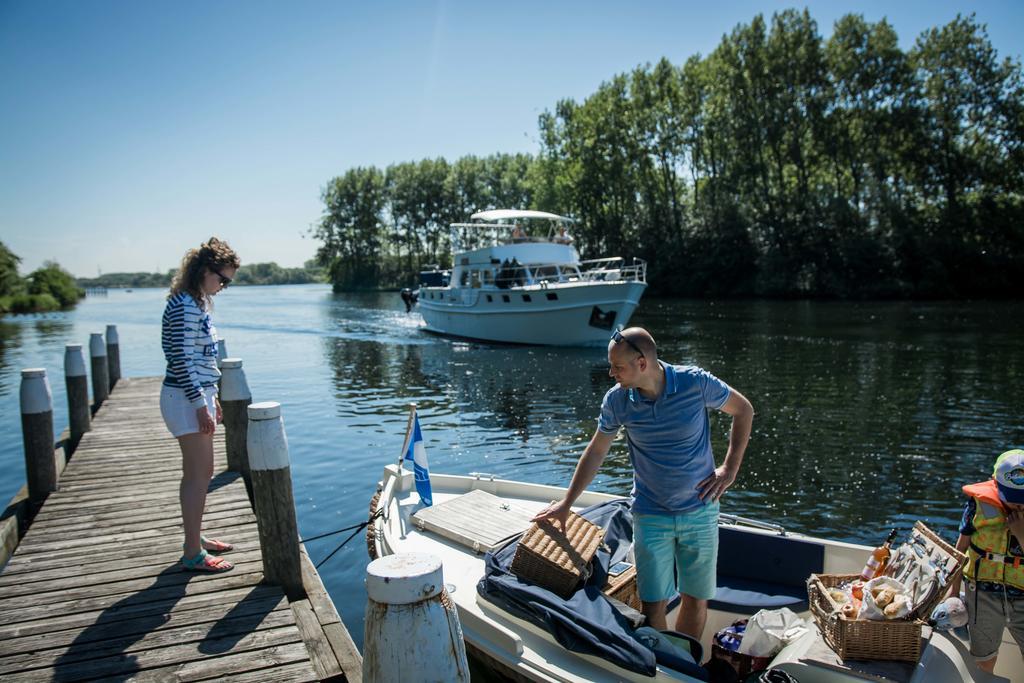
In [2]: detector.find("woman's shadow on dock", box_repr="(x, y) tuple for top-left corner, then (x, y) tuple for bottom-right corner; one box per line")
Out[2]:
(52, 557), (278, 680)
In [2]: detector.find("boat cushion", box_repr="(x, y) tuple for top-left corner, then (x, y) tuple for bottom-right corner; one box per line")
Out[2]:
(711, 526), (824, 614)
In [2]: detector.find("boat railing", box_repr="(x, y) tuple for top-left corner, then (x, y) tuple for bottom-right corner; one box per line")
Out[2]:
(719, 512), (787, 536)
(491, 257), (647, 289)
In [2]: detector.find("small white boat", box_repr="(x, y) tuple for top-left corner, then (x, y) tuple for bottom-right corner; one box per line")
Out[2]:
(414, 210), (647, 346)
(369, 464), (1020, 682)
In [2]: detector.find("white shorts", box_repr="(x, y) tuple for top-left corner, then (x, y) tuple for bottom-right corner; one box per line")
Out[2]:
(160, 385), (217, 438)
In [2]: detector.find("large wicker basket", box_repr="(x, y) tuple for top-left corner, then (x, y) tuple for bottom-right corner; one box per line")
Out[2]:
(602, 565), (641, 611)
(807, 522), (966, 663)
(511, 512), (604, 598)
(808, 573), (926, 662)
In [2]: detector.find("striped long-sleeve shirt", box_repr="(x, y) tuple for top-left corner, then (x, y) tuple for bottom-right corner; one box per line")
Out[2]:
(162, 292), (220, 407)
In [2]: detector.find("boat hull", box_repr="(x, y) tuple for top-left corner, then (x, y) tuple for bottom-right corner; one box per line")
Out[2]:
(418, 280), (646, 346)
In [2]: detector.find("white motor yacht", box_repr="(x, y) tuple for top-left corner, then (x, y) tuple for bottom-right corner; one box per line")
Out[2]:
(414, 210), (647, 346)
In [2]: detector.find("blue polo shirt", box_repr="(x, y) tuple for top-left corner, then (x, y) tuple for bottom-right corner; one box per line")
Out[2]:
(598, 361), (731, 515)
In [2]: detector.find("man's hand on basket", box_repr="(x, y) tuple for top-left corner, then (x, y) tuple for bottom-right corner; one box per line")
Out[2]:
(532, 499), (572, 531)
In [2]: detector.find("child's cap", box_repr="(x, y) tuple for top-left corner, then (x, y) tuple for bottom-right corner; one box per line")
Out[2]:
(994, 449), (1024, 505)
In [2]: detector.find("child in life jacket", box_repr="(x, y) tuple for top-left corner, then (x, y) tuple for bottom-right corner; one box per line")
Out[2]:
(947, 449), (1024, 674)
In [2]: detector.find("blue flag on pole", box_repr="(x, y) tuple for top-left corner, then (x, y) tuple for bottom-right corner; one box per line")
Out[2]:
(407, 414), (432, 506)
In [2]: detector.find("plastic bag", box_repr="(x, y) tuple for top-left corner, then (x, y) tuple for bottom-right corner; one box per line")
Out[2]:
(859, 576), (912, 621)
(737, 608), (808, 657)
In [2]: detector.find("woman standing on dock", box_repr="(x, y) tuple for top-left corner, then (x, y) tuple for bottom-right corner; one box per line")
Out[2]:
(160, 237), (240, 572)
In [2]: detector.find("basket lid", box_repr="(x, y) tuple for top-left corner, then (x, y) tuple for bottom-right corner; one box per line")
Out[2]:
(518, 511), (605, 575)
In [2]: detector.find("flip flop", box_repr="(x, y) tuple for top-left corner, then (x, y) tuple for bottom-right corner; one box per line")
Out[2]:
(181, 548), (233, 573)
(201, 536), (234, 553)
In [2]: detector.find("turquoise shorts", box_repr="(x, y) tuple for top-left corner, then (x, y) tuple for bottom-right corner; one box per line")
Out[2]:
(633, 501), (719, 602)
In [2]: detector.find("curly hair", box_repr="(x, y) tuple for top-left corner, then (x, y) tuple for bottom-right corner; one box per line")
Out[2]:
(168, 237), (240, 309)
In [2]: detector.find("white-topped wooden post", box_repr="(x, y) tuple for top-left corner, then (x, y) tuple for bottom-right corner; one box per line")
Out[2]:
(105, 324), (121, 390)
(216, 339), (227, 390)
(220, 358), (252, 481)
(88, 333), (109, 409)
(64, 343), (91, 454)
(20, 369), (57, 504)
(363, 552), (470, 682)
(247, 401), (304, 598)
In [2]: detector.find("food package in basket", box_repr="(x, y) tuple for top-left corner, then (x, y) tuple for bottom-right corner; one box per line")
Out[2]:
(859, 576), (912, 621)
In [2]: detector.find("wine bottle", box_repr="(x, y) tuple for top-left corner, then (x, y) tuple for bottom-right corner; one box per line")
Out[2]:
(859, 529), (898, 581)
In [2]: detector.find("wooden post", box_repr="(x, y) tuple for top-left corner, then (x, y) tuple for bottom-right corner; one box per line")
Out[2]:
(105, 324), (121, 390)
(20, 369), (57, 504)
(88, 333), (109, 410)
(220, 358), (252, 482)
(216, 339), (227, 391)
(363, 553), (470, 682)
(247, 401), (304, 599)
(64, 343), (91, 455)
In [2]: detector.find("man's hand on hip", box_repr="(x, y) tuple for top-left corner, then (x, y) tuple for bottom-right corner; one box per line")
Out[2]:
(697, 465), (736, 502)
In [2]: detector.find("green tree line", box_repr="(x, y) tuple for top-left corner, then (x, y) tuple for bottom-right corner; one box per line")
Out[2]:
(0, 241), (85, 313)
(315, 11), (1023, 297)
(75, 261), (327, 290)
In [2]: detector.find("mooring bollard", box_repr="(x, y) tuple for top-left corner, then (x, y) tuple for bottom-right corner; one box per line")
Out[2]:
(20, 369), (57, 504)
(220, 358), (252, 481)
(64, 344), (91, 455)
(216, 339), (227, 391)
(247, 401), (304, 598)
(105, 324), (121, 390)
(88, 333), (109, 409)
(363, 552), (470, 682)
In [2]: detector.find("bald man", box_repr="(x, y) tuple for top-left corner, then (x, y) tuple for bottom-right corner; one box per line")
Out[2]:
(533, 327), (754, 640)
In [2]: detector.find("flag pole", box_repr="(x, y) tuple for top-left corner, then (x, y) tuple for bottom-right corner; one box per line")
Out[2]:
(396, 402), (417, 473)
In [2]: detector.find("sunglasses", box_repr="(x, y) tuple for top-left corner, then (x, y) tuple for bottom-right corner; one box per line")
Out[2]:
(611, 329), (644, 357)
(211, 269), (232, 287)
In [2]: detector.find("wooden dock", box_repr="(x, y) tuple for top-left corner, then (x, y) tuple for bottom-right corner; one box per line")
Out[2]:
(0, 377), (361, 682)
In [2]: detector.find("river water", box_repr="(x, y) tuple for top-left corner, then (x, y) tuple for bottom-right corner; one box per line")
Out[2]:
(1, 284), (1021, 649)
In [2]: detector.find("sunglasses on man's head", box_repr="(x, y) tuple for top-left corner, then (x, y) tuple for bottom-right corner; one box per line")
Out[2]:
(611, 329), (643, 357)
(212, 269), (232, 287)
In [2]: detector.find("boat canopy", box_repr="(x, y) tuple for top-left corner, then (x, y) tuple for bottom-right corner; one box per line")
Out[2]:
(470, 209), (576, 223)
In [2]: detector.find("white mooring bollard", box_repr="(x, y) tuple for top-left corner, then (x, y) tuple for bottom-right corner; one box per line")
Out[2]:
(105, 324), (121, 390)
(20, 369), (57, 503)
(247, 401), (304, 599)
(88, 332), (109, 408)
(363, 552), (469, 682)
(64, 343), (91, 454)
(219, 358), (252, 479)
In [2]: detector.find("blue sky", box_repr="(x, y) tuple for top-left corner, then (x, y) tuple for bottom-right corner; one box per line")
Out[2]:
(1, 1), (1021, 277)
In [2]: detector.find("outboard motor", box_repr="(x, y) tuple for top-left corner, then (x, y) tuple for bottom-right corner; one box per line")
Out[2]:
(400, 288), (418, 312)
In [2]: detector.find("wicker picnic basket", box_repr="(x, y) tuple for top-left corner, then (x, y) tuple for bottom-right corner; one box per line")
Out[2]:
(511, 511), (605, 598)
(807, 522), (966, 662)
(602, 564), (641, 611)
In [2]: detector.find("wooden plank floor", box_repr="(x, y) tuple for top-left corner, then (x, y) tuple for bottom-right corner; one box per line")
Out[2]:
(0, 377), (344, 682)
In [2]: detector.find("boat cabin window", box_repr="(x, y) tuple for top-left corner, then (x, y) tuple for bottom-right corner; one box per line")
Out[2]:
(546, 292), (558, 300)
(459, 270), (469, 287)
(558, 265), (580, 279)
(470, 270), (481, 288)
(502, 294), (510, 303)
(533, 265), (559, 283)
(522, 294), (532, 302)
(482, 269), (493, 286)
(486, 294), (493, 302)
